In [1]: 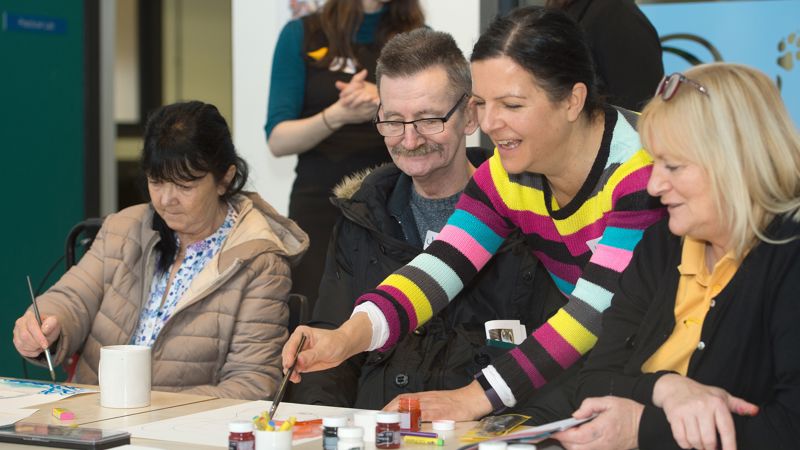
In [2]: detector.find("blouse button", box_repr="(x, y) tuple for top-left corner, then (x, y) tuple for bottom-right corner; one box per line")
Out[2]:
(710, 299), (716, 308)
(697, 341), (706, 351)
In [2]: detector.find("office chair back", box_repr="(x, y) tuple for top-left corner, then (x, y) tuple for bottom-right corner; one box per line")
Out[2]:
(62, 217), (104, 381)
(65, 218), (104, 269)
(288, 293), (310, 332)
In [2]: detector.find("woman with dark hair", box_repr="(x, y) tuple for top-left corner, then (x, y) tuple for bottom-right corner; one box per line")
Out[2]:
(282, 6), (664, 421)
(545, 0), (663, 111)
(265, 0), (425, 306)
(14, 101), (309, 400)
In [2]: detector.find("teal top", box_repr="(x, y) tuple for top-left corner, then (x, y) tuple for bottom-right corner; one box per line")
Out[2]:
(264, 9), (384, 138)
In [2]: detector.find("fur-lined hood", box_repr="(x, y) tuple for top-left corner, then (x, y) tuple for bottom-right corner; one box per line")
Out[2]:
(333, 164), (391, 201)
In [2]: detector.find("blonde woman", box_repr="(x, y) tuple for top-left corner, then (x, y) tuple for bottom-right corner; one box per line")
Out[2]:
(556, 63), (800, 449)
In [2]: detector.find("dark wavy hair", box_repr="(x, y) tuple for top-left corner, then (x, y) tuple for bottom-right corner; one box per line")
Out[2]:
(141, 100), (249, 272)
(305, 0), (425, 69)
(471, 6), (602, 117)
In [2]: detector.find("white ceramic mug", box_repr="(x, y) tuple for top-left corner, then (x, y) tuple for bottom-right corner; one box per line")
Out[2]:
(99, 345), (151, 408)
(255, 429), (292, 450)
(352, 410), (378, 442)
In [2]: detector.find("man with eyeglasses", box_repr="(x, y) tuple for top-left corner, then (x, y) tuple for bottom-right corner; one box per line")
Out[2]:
(289, 28), (570, 421)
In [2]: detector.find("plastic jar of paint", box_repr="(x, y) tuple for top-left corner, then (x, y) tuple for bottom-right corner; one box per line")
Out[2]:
(336, 426), (365, 450)
(478, 441), (508, 450)
(508, 444), (537, 450)
(228, 420), (255, 450)
(375, 412), (401, 449)
(399, 397), (421, 431)
(323, 416), (349, 450)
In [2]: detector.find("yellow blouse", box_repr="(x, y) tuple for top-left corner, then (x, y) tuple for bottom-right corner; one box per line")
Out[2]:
(641, 236), (740, 375)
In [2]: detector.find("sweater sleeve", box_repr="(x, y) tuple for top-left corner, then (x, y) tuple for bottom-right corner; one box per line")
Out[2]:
(265, 19), (306, 139)
(574, 219), (686, 449)
(354, 158), (516, 351)
(491, 153), (665, 402)
(356, 149), (664, 402)
(576, 219), (675, 403)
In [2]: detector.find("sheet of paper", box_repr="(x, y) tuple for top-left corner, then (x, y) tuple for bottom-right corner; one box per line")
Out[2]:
(500, 415), (598, 442)
(125, 401), (364, 447)
(0, 409), (38, 426)
(0, 379), (95, 410)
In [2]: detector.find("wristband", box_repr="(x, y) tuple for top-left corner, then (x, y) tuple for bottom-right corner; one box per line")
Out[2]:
(475, 372), (507, 414)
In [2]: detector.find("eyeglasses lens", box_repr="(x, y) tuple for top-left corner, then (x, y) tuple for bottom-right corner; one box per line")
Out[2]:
(664, 74), (682, 100)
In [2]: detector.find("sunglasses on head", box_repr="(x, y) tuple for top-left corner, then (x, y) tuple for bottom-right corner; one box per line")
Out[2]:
(655, 73), (710, 101)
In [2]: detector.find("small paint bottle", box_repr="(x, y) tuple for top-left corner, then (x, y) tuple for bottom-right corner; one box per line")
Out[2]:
(508, 444), (537, 450)
(399, 397), (421, 431)
(323, 416), (349, 450)
(337, 426), (365, 450)
(478, 441), (508, 450)
(375, 412), (401, 449)
(228, 420), (255, 450)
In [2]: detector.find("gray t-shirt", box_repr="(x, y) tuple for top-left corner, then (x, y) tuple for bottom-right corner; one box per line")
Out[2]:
(410, 188), (461, 249)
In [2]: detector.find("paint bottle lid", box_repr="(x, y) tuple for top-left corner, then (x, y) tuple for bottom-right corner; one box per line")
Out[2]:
(432, 420), (455, 431)
(478, 441), (508, 450)
(376, 412), (400, 424)
(508, 445), (537, 450)
(323, 416), (349, 427)
(229, 420), (253, 433)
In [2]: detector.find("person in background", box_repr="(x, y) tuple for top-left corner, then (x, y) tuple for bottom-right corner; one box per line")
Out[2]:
(555, 63), (800, 449)
(546, 0), (664, 111)
(282, 6), (664, 421)
(289, 28), (570, 422)
(13, 101), (309, 400)
(289, 0), (323, 19)
(265, 0), (425, 308)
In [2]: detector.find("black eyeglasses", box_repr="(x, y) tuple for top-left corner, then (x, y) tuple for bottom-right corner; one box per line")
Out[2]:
(655, 73), (710, 101)
(373, 93), (469, 137)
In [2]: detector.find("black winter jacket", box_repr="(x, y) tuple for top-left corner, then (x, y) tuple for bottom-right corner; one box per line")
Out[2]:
(289, 149), (569, 418)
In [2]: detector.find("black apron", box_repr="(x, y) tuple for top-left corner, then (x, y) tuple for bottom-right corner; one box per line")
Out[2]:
(288, 16), (391, 305)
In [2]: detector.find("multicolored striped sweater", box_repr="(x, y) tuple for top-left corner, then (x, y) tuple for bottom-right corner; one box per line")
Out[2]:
(355, 107), (666, 401)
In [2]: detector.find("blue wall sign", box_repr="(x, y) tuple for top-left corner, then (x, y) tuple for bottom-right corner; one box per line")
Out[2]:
(641, 0), (800, 125)
(2, 11), (67, 35)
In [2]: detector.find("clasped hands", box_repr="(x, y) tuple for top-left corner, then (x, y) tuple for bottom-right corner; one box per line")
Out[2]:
(555, 374), (759, 450)
(324, 69), (380, 127)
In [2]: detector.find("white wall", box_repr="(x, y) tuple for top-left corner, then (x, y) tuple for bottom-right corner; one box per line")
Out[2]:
(232, 0), (481, 215)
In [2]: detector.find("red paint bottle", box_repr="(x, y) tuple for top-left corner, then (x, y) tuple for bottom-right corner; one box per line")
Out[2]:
(228, 420), (255, 450)
(375, 412), (401, 449)
(399, 397), (421, 431)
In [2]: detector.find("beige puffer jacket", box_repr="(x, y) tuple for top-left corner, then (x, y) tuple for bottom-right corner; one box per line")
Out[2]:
(32, 192), (308, 400)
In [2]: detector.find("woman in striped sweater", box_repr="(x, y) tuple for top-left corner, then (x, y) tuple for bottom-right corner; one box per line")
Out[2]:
(283, 6), (665, 420)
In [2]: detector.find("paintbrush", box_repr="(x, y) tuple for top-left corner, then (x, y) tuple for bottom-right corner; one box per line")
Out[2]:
(27, 275), (56, 381)
(268, 333), (307, 421)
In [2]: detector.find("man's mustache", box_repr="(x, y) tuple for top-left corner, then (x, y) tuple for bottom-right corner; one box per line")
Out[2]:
(389, 142), (444, 157)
